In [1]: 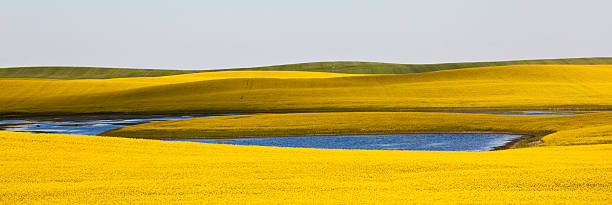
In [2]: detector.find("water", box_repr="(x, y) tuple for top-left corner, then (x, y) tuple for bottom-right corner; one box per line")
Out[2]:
(496, 110), (608, 115)
(163, 133), (521, 151)
(0, 116), (197, 136)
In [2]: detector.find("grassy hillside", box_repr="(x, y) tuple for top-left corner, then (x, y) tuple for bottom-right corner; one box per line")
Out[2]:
(3, 57), (612, 79)
(230, 57), (612, 74)
(102, 112), (612, 147)
(0, 66), (202, 79)
(2, 65), (612, 115)
(1, 130), (610, 203)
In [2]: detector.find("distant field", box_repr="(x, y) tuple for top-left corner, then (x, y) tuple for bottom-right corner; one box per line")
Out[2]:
(0, 66), (203, 79)
(1, 64), (612, 115)
(1, 130), (611, 203)
(230, 57), (612, 74)
(102, 112), (612, 147)
(2, 57), (612, 79)
(0, 70), (365, 100)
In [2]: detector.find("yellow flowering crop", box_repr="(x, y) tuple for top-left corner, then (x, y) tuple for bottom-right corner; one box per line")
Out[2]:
(0, 70), (366, 111)
(0, 131), (610, 204)
(2, 64), (612, 204)
(2, 65), (612, 114)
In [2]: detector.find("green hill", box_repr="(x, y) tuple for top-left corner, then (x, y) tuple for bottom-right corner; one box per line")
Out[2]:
(0, 67), (202, 80)
(229, 57), (612, 74)
(2, 57), (612, 79)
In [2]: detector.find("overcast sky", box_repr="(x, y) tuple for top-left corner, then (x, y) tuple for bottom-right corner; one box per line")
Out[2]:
(2, 0), (612, 70)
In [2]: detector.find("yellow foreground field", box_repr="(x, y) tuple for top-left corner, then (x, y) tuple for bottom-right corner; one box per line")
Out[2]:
(2, 65), (612, 114)
(0, 130), (611, 204)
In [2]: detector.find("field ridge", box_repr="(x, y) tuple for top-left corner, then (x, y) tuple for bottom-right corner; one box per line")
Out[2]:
(2, 57), (612, 79)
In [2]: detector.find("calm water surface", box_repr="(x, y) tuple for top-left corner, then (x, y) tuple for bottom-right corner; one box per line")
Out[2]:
(0, 116), (198, 136)
(163, 133), (521, 151)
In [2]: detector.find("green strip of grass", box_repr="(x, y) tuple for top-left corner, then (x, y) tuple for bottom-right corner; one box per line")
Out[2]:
(3, 57), (612, 79)
(227, 57), (612, 74)
(0, 67), (202, 80)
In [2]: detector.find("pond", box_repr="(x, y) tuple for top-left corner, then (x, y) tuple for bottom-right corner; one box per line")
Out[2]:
(163, 133), (522, 151)
(7, 111), (595, 151)
(0, 115), (522, 151)
(1, 111), (590, 151)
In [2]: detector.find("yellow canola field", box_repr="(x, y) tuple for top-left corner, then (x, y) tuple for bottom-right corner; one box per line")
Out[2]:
(0, 71), (367, 108)
(0, 130), (611, 204)
(544, 125), (612, 146)
(2, 65), (612, 114)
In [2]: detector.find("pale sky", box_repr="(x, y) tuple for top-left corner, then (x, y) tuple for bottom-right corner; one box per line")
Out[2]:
(2, 0), (611, 70)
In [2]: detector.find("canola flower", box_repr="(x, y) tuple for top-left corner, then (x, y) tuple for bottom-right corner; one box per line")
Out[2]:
(0, 70), (367, 111)
(1, 65), (612, 114)
(0, 130), (611, 204)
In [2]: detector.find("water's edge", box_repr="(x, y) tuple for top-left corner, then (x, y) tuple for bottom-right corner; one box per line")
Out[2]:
(161, 133), (526, 152)
(0, 112), (559, 151)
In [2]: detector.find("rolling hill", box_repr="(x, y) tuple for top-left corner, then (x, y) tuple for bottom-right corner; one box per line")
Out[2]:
(1, 64), (612, 115)
(230, 57), (612, 74)
(2, 57), (612, 79)
(0, 66), (203, 80)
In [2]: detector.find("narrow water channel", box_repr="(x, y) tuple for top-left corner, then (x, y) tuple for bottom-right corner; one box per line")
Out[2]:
(0, 116), (198, 136)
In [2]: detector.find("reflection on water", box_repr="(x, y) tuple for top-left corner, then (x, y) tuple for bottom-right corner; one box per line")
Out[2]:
(0, 116), (197, 136)
(163, 133), (521, 151)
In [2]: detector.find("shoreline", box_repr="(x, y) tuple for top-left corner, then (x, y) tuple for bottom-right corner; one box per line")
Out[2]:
(1, 113), (544, 151)
(0, 121), (539, 151)
(491, 134), (538, 150)
(149, 132), (537, 151)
